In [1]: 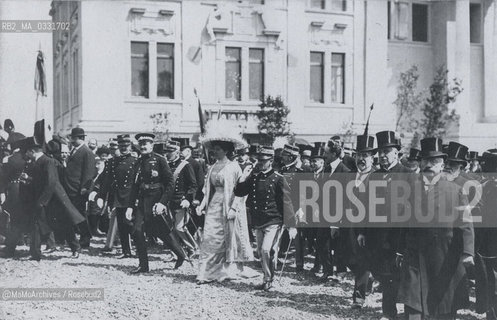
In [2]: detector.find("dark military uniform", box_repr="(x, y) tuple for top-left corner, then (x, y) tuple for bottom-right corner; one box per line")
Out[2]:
(129, 152), (186, 271)
(235, 168), (295, 284)
(168, 157), (197, 251)
(99, 153), (138, 256)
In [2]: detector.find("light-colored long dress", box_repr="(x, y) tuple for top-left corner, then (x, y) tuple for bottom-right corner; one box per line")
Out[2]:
(197, 159), (253, 282)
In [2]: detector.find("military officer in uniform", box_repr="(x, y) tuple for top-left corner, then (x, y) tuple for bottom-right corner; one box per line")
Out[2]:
(235, 146), (296, 291)
(94, 134), (138, 259)
(128, 133), (187, 274)
(164, 140), (197, 254)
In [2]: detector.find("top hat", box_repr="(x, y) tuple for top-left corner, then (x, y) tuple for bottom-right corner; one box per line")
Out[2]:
(311, 145), (326, 159)
(314, 142), (326, 149)
(420, 138), (447, 159)
(257, 145), (274, 160)
(70, 127), (86, 138)
(117, 134), (131, 146)
(165, 140), (181, 152)
(482, 152), (497, 169)
(355, 135), (376, 153)
(446, 142), (468, 164)
(282, 144), (300, 156)
(13, 137), (39, 152)
(407, 148), (421, 161)
(442, 144), (449, 155)
(468, 151), (480, 161)
(375, 131), (400, 150)
(135, 133), (155, 143)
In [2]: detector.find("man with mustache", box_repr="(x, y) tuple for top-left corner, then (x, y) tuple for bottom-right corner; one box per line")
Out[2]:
(397, 137), (474, 320)
(127, 133), (187, 274)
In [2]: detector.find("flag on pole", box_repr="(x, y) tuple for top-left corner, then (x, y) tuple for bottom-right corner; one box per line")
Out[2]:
(34, 50), (47, 97)
(363, 103), (374, 136)
(194, 88), (207, 134)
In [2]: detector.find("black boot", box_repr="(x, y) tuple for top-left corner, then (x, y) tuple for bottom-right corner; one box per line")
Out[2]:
(162, 232), (188, 269)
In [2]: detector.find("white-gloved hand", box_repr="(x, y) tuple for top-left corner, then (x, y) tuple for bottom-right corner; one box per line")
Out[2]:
(96, 198), (104, 209)
(125, 208), (133, 221)
(180, 199), (190, 209)
(88, 191), (98, 202)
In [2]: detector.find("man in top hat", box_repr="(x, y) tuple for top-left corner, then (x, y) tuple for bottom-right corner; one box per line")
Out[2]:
(307, 142), (327, 273)
(64, 127), (96, 249)
(279, 144), (307, 274)
(405, 148), (422, 173)
(21, 137), (85, 260)
(94, 134), (138, 258)
(164, 140), (198, 254)
(348, 135), (377, 309)
(4, 119), (25, 145)
(235, 145), (296, 291)
(444, 142), (470, 187)
(397, 137), (474, 320)
(127, 133), (187, 273)
(300, 148), (312, 171)
(364, 130), (410, 319)
(316, 137), (351, 282)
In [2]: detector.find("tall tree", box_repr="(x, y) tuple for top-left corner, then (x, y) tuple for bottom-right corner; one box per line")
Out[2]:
(257, 95), (292, 144)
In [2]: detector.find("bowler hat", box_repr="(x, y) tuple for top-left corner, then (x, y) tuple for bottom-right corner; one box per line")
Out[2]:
(468, 151), (480, 161)
(4, 119), (14, 131)
(376, 131), (400, 150)
(420, 138), (447, 159)
(446, 142), (468, 164)
(356, 135), (376, 153)
(70, 127), (86, 138)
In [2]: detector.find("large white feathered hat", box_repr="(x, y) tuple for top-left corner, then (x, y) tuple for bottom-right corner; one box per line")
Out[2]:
(200, 119), (248, 150)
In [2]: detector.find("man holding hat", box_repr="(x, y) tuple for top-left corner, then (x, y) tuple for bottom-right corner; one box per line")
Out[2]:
(64, 127), (95, 249)
(164, 140), (198, 254)
(128, 133), (187, 273)
(95, 134), (138, 259)
(235, 145), (296, 291)
(397, 137), (474, 320)
(21, 137), (85, 260)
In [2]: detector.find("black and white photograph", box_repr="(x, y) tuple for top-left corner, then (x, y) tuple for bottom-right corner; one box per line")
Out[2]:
(1, 0), (497, 319)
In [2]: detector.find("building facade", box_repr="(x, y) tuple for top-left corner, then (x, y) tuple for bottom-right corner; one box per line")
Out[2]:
(50, 0), (497, 151)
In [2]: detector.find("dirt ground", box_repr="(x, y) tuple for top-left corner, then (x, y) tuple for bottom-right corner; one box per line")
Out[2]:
(0, 238), (486, 320)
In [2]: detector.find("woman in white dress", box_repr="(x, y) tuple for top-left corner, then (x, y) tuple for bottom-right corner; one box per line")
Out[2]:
(196, 136), (254, 284)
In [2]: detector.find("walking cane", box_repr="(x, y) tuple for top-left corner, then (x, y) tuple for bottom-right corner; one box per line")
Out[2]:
(278, 237), (293, 283)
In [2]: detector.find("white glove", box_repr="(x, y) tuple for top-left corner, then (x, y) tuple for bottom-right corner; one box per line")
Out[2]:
(96, 198), (104, 209)
(153, 202), (167, 215)
(88, 191), (98, 202)
(125, 208), (133, 221)
(288, 228), (297, 240)
(239, 165), (253, 182)
(227, 208), (237, 220)
(180, 199), (190, 209)
(0, 193), (5, 204)
(295, 208), (305, 223)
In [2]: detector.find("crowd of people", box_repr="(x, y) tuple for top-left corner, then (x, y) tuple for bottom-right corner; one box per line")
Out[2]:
(0, 117), (496, 320)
